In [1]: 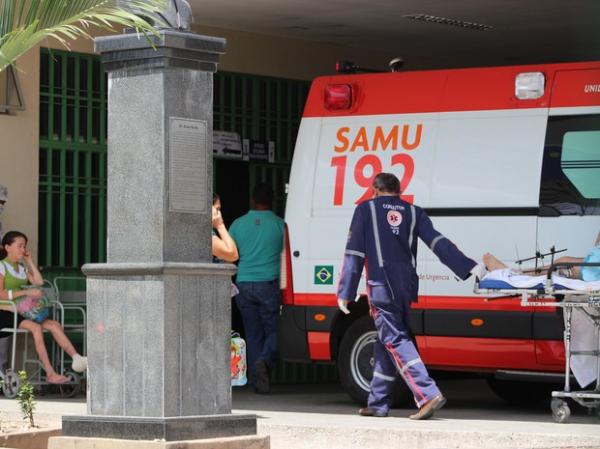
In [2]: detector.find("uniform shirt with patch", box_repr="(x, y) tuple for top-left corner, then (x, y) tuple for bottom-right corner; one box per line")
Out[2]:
(338, 196), (476, 302)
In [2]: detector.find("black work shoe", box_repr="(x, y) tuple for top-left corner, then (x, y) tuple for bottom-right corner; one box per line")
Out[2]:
(409, 395), (446, 420)
(358, 407), (388, 417)
(254, 359), (270, 394)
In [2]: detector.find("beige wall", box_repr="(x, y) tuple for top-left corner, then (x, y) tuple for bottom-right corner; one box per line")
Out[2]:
(0, 26), (393, 255)
(0, 36), (96, 259)
(195, 25), (395, 80)
(0, 46), (40, 254)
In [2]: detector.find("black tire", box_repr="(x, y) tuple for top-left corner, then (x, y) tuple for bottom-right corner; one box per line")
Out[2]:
(59, 371), (81, 398)
(487, 378), (556, 404)
(337, 315), (411, 406)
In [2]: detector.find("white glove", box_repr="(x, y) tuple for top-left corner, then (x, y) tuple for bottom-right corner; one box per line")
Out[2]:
(337, 298), (350, 315)
(470, 262), (487, 280)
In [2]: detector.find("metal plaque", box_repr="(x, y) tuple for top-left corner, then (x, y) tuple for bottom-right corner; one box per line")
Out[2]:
(169, 117), (207, 213)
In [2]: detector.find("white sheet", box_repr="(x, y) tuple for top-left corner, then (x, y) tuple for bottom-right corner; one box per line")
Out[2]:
(569, 307), (599, 388)
(481, 269), (600, 388)
(482, 268), (600, 291)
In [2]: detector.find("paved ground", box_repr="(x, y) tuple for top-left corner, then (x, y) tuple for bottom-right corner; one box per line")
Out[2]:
(0, 378), (598, 448)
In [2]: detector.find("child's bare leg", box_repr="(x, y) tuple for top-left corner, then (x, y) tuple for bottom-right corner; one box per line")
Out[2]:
(483, 253), (509, 271)
(19, 320), (68, 384)
(41, 319), (77, 358)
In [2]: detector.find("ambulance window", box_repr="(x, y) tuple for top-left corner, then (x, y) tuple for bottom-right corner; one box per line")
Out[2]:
(539, 114), (600, 216)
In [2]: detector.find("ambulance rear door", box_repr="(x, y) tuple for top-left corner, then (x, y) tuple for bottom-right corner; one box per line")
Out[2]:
(421, 67), (549, 369)
(535, 67), (600, 367)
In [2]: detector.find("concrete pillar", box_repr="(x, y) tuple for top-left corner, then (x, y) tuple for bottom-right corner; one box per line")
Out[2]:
(58, 30), (258, 443)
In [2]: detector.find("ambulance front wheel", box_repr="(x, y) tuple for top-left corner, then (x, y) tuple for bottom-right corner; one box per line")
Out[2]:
(337, 315), (411, 407)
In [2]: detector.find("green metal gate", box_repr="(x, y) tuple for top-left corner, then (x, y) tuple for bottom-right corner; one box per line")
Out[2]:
(214, 72), (309, 216)
(38, 48), (107, 281)
(38, 48), (337, 383)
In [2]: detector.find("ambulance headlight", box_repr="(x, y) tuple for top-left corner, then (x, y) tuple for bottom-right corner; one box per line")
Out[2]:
(515, 72), (545, 100)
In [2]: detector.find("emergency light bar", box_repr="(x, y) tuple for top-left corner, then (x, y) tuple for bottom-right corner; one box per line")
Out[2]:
(515, 72), (545, 99)
(325, 84), (353, 111)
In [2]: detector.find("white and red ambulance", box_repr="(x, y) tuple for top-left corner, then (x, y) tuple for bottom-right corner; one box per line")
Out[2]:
(279, 61), (600, 404)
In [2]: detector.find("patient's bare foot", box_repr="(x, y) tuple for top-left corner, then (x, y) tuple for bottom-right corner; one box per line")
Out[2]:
(483, 253), (508, 271)
(46, 373), (69, 384)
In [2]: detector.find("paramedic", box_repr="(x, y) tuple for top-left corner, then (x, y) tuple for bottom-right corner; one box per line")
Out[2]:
(230, 184), (284, 394)
(483, 231), (600, 281)
(212, 193), (239, 263)
(337, 173), (482, 420)
(0, 231), (87, 383)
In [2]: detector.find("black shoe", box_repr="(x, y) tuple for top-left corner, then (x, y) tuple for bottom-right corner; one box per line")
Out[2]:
(358, 407), (388, 417)
(254, 359), (270, 394)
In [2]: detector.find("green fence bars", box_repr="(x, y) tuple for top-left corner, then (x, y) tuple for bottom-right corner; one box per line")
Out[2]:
(39, 49), (107, 281)
(38, 47), (337, 383)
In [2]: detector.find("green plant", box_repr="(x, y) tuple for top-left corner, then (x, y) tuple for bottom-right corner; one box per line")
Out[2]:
(16, 371), (35, 428)
(0, 0), (167, 72)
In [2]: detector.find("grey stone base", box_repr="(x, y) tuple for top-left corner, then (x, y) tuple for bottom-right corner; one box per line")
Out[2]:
(62, 414), (257, 441)
(49, 434), (269, 449)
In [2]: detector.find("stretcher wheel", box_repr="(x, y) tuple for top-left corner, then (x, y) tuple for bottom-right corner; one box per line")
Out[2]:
(59, 371), (81, 398)
(551, 399), (570, 423)
(2, 370), (20, 399)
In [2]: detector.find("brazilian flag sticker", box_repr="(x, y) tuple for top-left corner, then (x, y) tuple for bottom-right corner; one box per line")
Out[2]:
(314, 265), (334, 285)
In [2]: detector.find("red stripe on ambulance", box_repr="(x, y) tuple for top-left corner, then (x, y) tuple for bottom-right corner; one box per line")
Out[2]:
(303, 61), (600, 117)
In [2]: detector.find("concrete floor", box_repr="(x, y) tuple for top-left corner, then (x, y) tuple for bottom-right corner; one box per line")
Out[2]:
(0, 378), (598, 449)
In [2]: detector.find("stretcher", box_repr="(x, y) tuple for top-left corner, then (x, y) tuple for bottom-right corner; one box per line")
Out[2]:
(475, 261), (600, 423)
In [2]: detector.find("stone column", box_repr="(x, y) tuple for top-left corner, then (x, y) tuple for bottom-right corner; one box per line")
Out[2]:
(55, 30), (262, 445)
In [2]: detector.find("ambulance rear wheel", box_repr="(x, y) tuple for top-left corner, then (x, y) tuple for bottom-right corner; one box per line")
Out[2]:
(337, 315), (411, 407)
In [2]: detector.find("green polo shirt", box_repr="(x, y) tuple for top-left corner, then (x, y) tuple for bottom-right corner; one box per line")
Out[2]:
(230, 210), (284, 282)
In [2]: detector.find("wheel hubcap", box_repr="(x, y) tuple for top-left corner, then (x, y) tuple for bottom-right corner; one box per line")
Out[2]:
(349, 330), (377, 392)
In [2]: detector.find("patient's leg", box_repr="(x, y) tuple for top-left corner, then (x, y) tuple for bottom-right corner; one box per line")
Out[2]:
(553, 256), (585, 279)
(521, 256), (585, 277)
(483, 253), (508, 271)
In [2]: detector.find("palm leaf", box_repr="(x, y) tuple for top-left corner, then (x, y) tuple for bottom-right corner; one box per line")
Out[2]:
(0, 0), (168, 72)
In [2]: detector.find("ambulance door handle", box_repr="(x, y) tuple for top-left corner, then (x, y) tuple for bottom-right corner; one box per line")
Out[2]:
(293, 251), (300, 257)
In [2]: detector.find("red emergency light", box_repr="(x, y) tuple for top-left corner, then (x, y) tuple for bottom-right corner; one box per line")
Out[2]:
(325, 84), (353, 111)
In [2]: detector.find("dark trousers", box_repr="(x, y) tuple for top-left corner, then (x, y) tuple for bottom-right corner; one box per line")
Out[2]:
(367, 282), (440, 412)
(235, 280), (281, 382)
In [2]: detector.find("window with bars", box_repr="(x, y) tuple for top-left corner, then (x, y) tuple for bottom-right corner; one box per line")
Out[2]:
(38, 49), (310, 265)
(38, 49), (107, 273)
(213, 73), (310, 216)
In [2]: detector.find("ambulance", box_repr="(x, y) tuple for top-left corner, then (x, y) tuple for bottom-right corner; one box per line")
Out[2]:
(279, 61), (600, 404)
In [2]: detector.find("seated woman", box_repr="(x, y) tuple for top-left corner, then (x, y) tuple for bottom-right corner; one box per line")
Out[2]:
(483, 232), (600, 282)
(0, 231), (87, 384)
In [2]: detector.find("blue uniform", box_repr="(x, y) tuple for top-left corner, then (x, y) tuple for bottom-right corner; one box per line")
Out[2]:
(337, 196), (476, 413)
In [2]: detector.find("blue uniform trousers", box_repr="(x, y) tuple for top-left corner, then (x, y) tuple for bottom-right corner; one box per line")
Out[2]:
(367, 283), (440, 413)
(235, 280), (280, 382)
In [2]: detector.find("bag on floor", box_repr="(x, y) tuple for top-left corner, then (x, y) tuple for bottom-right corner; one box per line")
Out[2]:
(231, 332), (247, 386)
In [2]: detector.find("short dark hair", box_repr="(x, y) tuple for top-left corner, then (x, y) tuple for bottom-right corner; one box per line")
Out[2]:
(0, 230), (28, 259)
(252, 183), (273, 206)
(212, 192), (220, 205)
(373, 172), (400, 194)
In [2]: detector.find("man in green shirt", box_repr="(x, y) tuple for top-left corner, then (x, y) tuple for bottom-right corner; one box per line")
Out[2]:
(230, 184), (284, 394)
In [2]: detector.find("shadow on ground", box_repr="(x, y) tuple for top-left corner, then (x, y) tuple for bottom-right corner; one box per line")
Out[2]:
(232, 377), (600, 425)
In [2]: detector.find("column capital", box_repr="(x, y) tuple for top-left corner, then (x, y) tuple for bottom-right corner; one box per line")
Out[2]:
(95, 30), (226, 72)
